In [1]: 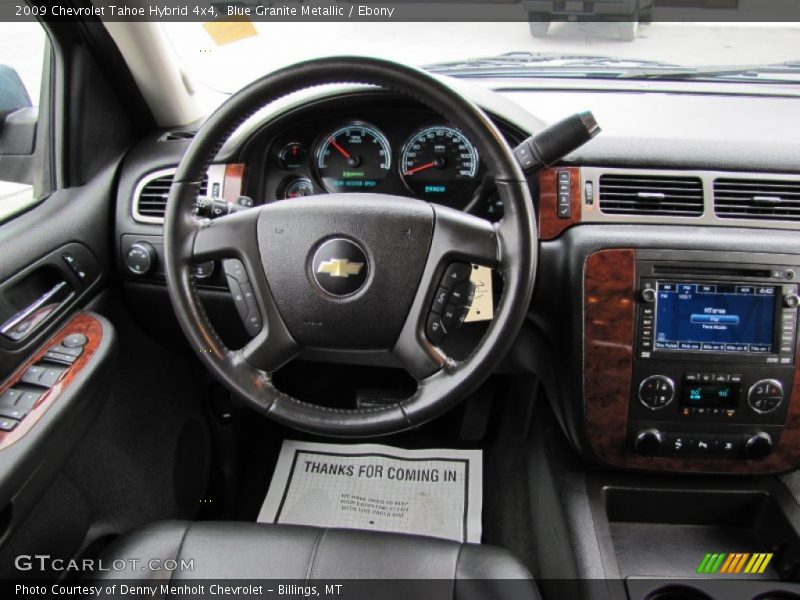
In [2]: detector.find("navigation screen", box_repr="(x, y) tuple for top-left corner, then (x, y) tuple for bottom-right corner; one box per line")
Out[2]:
(654, 281), (776, 354)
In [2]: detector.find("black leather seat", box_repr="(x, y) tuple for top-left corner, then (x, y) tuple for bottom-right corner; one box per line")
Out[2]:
(97, 521), (539, 599)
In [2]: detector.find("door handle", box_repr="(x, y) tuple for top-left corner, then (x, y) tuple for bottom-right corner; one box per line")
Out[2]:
(0, 280), (73, 341)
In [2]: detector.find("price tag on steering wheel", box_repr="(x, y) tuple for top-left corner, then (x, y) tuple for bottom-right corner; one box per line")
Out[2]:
(465, 265), (494, 323)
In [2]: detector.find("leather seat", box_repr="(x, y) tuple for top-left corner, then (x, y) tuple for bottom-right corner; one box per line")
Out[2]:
(97, 521), (539, 599)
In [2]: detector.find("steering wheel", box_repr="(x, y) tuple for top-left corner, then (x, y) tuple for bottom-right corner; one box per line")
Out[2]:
(164, 57), (537, 437)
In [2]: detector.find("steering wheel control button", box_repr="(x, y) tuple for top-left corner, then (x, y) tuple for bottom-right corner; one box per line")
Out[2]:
(222, 260), (262, 337)
(223, 259), (248, 283)
(748, 379), (784, 414)
(61, 333), (88, 348)
(426, 314), (447, 346)
(638, 375), (675, 410)
(431, 286), (450, 314)
(442, 263), (472, 286)
(450, 281), (476, 307)
(311, 238), (368, 297)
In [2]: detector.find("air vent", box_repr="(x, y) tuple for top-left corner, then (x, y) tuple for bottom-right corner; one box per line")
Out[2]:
(158, 130), (196, 142)
(714, 178), (800, 222)
(599, 174), (704, 217)
(133, 170), (207, 223)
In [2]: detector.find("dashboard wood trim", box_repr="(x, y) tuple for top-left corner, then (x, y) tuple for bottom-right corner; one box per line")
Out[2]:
(222, 163), (246, 203)
(583, 249), (800, 474)
(538, 166), (581, 240)
(0, 312), (102, 451)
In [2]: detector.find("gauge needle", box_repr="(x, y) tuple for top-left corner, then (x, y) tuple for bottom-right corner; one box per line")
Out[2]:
(329, 138), (351, 159)
(404, 161), (436, 176)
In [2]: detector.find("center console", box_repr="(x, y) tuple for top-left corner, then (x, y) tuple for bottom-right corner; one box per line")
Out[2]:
(584, 249), (800, 474)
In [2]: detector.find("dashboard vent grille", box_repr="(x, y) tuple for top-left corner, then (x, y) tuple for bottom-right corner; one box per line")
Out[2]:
(714, 178), (800, 222)
(599, 174), (704, 217)
(158, 130), (196, 142)
(134, 171), (208, 222)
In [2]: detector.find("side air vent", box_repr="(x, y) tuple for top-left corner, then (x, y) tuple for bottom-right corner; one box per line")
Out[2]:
(714, 178), (800, 222)
(158, 130), (197, 142)
(599, 174), (704, 217)
(133, 169), (208, 223)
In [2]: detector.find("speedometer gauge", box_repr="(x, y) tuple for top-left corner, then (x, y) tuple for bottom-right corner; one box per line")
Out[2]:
(314, 122), (391, 193)
(400, 126), (479, 201)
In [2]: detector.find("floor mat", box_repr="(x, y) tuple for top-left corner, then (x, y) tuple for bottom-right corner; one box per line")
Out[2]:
(257, 440), (482, 543)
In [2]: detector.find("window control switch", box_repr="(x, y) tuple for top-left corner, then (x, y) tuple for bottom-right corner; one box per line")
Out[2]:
(38, 366), (67, 387)
(43, 351), (78, 366)
(0, 388), (23, 408)
(0, 418), (19, 432)
(20, 365), (47, 387)
(0, 405), (29, 421)
(17, 390), (43, 410)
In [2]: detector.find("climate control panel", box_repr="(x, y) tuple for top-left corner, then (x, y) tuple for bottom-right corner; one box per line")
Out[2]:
(628, 365), (794, 460)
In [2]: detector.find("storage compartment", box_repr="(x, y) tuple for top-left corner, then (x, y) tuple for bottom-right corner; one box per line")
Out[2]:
(601, 486), (800, 599)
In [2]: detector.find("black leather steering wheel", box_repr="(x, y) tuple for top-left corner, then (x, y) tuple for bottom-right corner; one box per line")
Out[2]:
(164, 57), (537, 437)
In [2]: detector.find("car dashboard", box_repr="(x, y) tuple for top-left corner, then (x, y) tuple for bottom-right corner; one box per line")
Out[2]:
(115, 77), (800, 479)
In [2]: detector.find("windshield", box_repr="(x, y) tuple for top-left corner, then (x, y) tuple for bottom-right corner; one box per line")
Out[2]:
(162, 21), (800, 107)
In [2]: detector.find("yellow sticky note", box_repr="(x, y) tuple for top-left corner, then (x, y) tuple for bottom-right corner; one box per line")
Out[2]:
(465, 266), (494, 323)
(203, 20), (258, 46)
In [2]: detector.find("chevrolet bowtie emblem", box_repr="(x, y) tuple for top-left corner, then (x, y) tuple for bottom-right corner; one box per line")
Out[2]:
(316, 258), (364, 278)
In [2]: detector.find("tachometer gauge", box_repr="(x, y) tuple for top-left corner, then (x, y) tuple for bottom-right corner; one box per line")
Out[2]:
(400, 126), (479, 201)
(314, 122), (391, 193)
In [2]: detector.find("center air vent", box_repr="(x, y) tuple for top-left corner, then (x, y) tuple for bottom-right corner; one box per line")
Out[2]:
(599, 174), (704, 217)
(714, 178), (800, 222)
(133, 170), (208, 223)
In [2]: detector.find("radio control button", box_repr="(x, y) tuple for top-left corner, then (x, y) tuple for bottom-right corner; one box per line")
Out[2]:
(641, 288), (656, 303)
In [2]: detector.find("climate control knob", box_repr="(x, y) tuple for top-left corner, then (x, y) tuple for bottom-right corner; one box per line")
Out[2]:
(634, 428), (664, 456)
(744, 432), (773, 460)
(638, 375), (675, 410)
(126, 242), (156, 276)
(748, 379), (784, 414)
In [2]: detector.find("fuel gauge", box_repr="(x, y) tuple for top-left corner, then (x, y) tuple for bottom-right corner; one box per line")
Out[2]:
(278, 142), (307, 170)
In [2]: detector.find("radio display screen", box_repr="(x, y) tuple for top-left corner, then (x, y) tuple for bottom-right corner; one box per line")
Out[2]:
(654, 281), (776, 354)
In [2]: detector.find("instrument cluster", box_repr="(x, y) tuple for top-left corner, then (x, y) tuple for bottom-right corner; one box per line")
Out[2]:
(254, 110), (509, 221)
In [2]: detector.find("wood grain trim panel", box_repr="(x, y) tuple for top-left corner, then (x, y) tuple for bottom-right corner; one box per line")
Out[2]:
(222, 163), (246, 203)
(584, 249), (637, 465)
(584, 249), (800, 474)
(538, 166), (581, 240)
(0, 313), (102, 451)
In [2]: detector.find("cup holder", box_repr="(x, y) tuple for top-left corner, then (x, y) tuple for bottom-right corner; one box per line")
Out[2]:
(646, 586), (714, 600)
